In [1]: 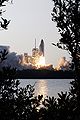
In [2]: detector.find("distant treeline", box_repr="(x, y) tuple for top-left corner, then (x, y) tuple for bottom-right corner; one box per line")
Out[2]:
(14, 69), (75, 79)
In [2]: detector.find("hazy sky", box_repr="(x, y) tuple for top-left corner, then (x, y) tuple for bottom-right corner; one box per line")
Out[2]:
(0, 0), (70, 66)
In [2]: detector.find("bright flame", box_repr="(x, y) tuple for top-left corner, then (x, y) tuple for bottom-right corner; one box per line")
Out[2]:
(36, 55), (45, 68)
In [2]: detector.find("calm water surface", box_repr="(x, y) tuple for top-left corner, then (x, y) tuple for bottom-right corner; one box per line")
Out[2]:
(20, 79), (73, 98)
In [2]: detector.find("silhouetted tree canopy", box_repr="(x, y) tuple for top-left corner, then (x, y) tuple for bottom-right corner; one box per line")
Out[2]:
(51, 0), (80, 52)
(0, 0), (12, 30)
(51, 0), (80, 77)
(51, 1), (80, 119)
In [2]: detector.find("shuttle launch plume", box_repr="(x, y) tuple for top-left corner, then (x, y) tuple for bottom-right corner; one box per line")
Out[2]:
(56, 57), (70, 70)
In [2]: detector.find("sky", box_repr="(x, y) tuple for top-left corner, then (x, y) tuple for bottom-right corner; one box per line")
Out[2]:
(0, 0), (70, 67)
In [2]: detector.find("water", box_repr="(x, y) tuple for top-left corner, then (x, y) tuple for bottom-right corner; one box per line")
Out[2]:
(20, 79), (73, 98)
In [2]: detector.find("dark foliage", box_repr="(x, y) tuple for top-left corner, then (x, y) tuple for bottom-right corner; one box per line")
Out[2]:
(51, 0), (80, 75)
(0, 51), (42, 119)
(0, 0), (12, 30)
(0, 49), (8, 62)
(40, 96), (58, 120)
(0, 67), (43, 120)
(51, 0), (80, 119)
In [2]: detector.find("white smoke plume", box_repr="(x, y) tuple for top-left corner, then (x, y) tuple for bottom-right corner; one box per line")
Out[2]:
(0, 46), (33, 70)
(56, 57), (70, 71)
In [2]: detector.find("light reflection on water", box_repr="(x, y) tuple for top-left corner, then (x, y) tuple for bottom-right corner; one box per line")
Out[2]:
(19, 79), (73, 98)
(35, 80), (48, 97)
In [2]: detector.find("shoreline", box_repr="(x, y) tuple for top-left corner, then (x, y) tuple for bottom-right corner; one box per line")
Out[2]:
(15, 70), (75, 79)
